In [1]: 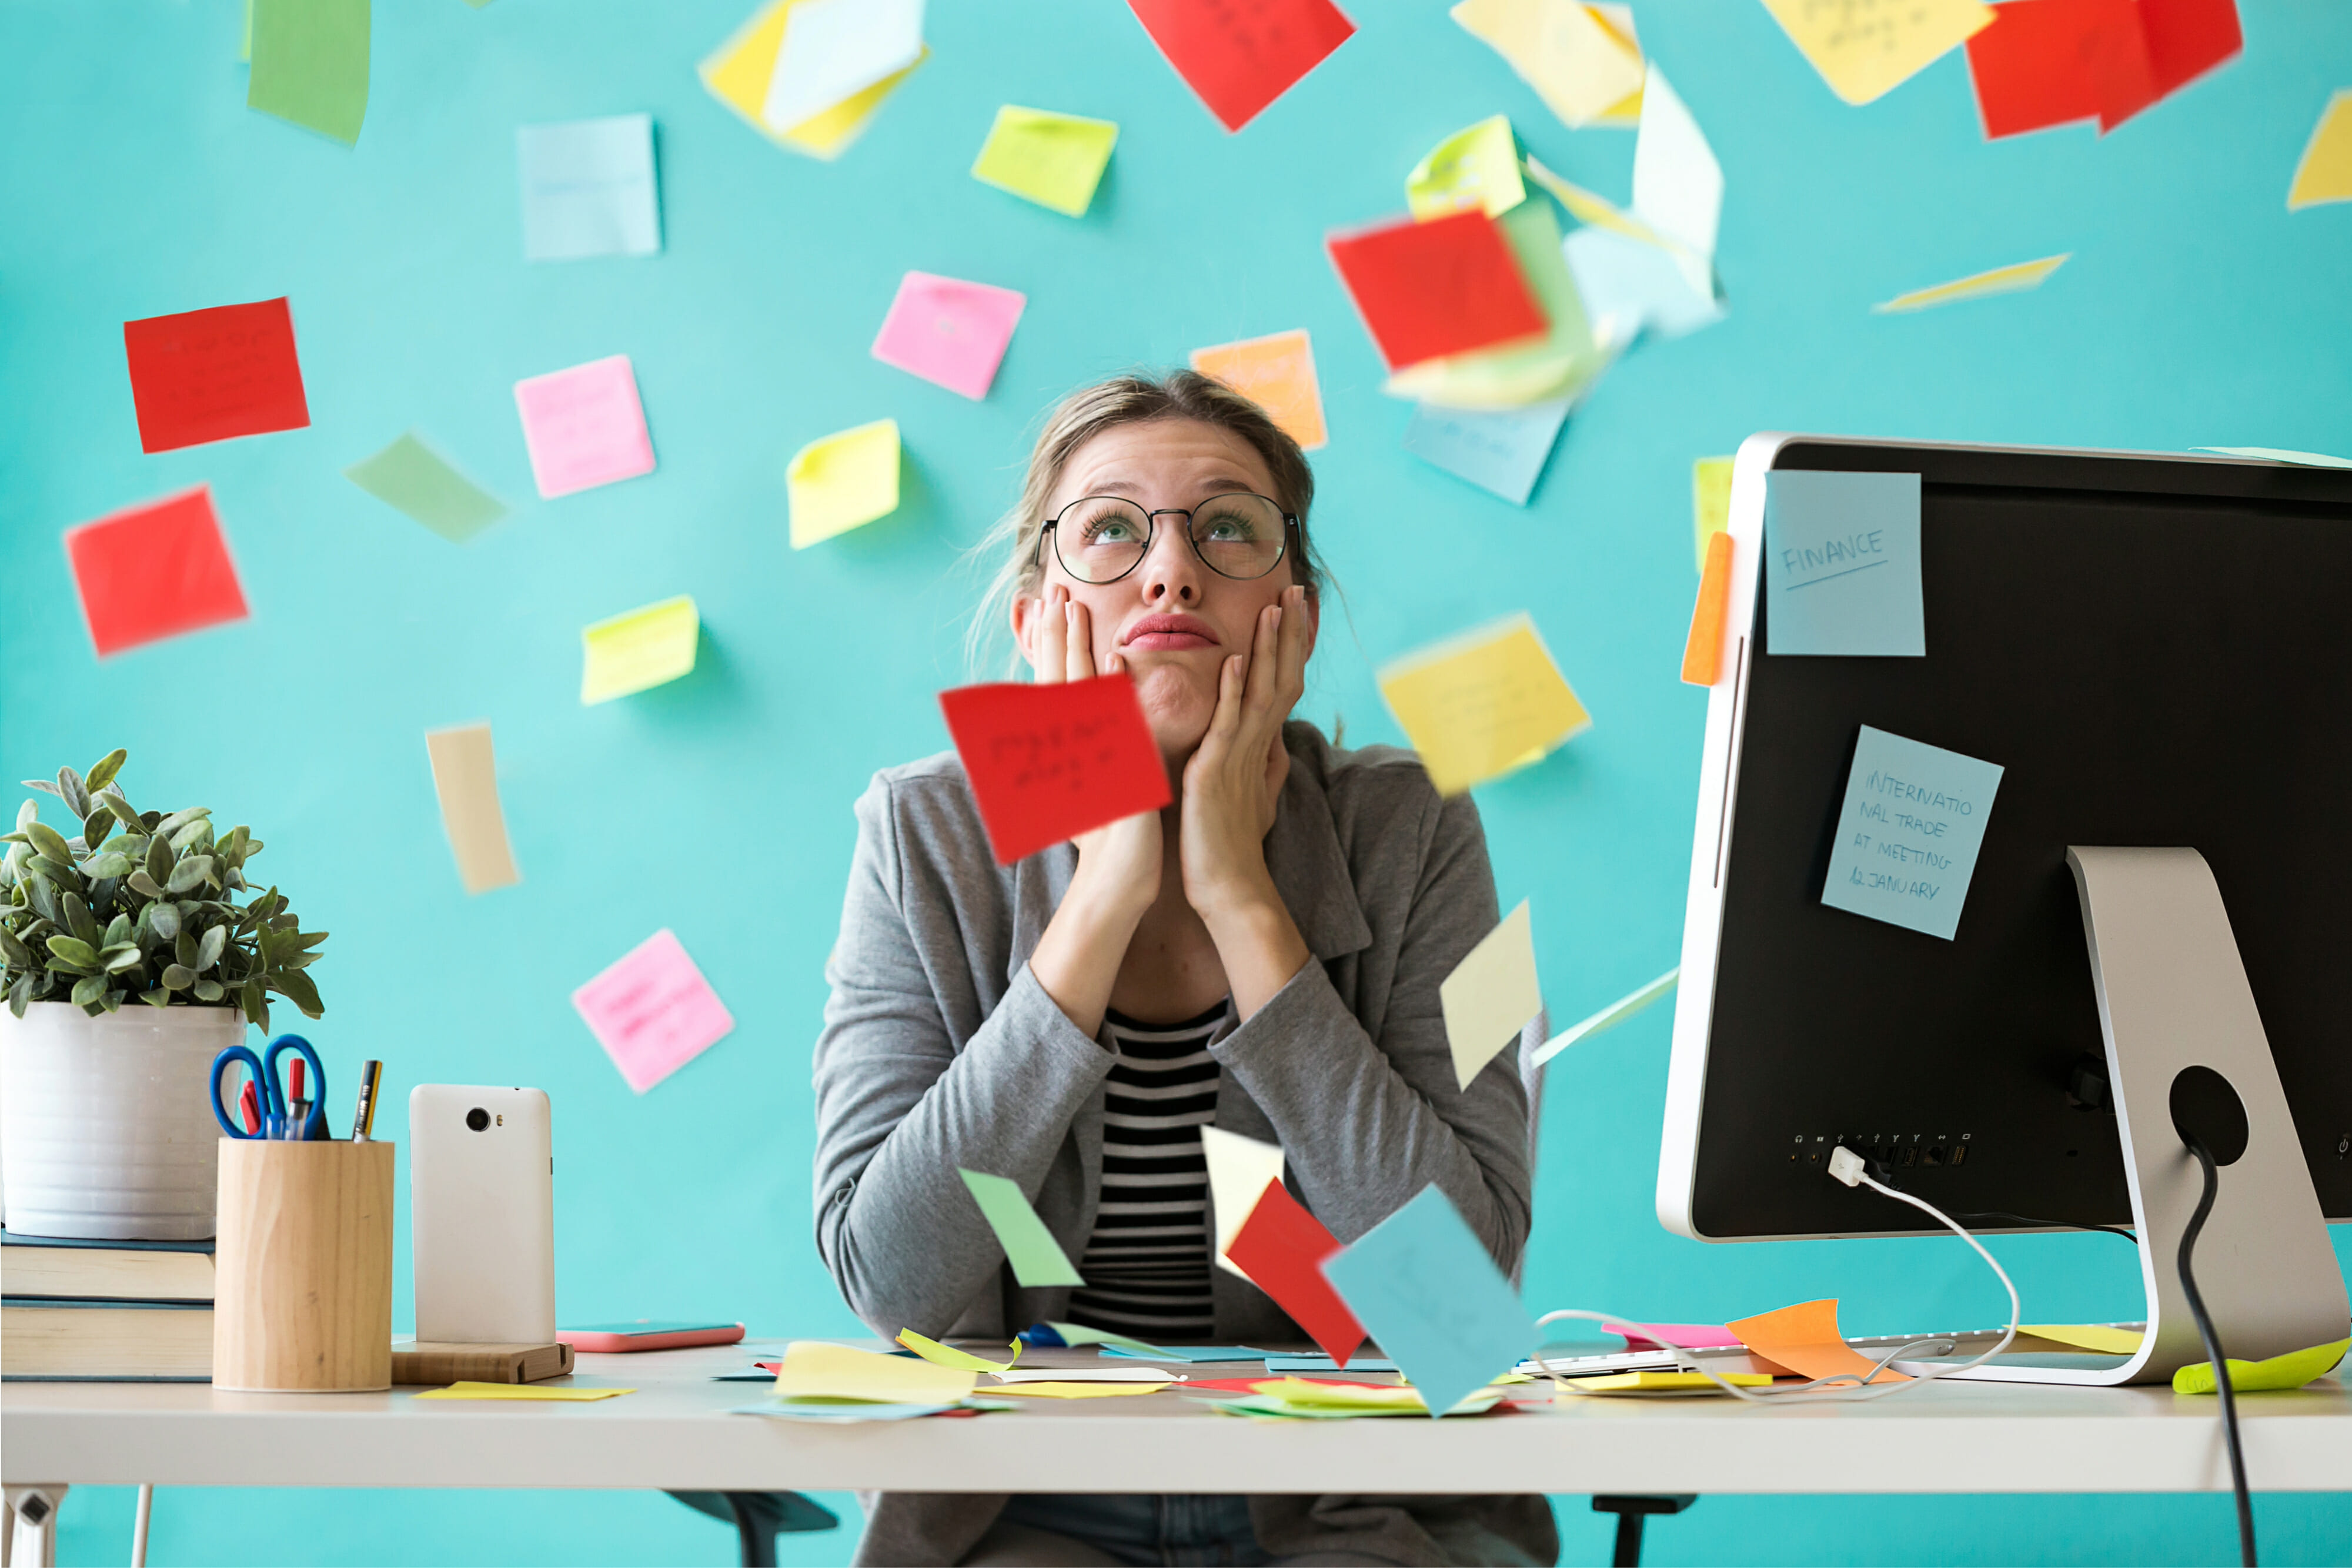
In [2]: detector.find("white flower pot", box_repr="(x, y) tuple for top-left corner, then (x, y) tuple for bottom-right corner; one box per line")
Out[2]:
(0, 1000), (248, 1240)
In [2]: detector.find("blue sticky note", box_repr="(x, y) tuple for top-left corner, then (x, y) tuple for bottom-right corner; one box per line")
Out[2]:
(517, 113), (660, 263)
(1401, 399), (1572, 506)
(1318, 1185), (1536, 1417)
(1561, 226), (1725, 343)
(1822, 726), (2004, 941)
(1764, 470), (1925, 657)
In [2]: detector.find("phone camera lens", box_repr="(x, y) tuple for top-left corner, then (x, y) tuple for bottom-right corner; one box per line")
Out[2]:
(466, 1107), (490, 1132)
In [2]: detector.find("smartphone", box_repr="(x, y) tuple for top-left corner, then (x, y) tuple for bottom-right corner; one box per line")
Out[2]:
(410, 1085), (556, 1344)
(556, 1320), (747, 1353)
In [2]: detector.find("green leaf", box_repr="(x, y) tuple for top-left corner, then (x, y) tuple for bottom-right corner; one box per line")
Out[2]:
(165, 857), (212, 895)
(29, 855), (84, 894)
(174, 929), (198, 968)
(140, 987), (171, 1008)
(69, 974), (106, 1007)
(145, 835), (172, 885)
(153, 807), (211, 841)
(162, 964), (196, 991)
(21, 780), (61, 798)
(24, 875), (58, 924)
(83, 809), (115, 850)
(9, 973), (31, 1018)
(98, 987), (123, 1013)
(101, 791), (143, 831)
(82, 852), (134, 879)
(171, 821), (215, 854)
(126, 870), (165, 900)
(193, 978), (225, 1002)
(103, 912), (132, 946)
(291, 930), (330, 951)
(0, 928), (28, 968)
(56, 767), (89, 819)
(45, 934), (101, 968)
(147, 898), (181, 940)
(101, 944), (143, 974)
(240, 980), (268, 1031)
(24, 821), (72, 866)
(267, 967), (324, 1018)
(60, 892), (100, 945)
(195, 925), (226, 971)
(85, 750), (126, 794)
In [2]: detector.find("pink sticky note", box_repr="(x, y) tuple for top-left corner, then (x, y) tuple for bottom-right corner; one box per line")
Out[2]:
(513, 354), (656, 499)
(870, 272), (1026, 400)
(570, 928), (734, 1093)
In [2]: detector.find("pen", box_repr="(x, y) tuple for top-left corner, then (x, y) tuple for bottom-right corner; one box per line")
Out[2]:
(286, 1099), (310, 1141)
(351, 1059), (383, 1142)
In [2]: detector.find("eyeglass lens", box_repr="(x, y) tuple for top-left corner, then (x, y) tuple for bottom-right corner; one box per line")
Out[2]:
(1054, 494), (1287, 583)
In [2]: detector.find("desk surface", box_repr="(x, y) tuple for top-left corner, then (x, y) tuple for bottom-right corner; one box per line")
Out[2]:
(6, 1342), (2349, 1495)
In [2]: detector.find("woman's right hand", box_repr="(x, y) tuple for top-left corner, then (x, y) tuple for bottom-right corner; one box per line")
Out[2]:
(1032, 586), (1162, 901)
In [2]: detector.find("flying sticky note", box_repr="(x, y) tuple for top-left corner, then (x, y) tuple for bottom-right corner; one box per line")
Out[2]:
(763, 0), (925, 131)
(1585, 4), (1647, 123)
(1401, 399), (1571, 507)
(1201, 1127), (1286, 1279)
(1190, 330), (1328, 450)
(1531, 968), (1677, 1069)
(971, 106), (1119, 216)
(1681, 530), (1733, 687)
(2288, 90), (2352, 210)
(517, 113), (660, 262)
(774, 1340), (975, 1403)
(788, 419), (901, 547)
(937, 677), (1174, 865)
(1728, 1299), (1906, 1385)
(423, 724), (521, 896)
(1126, 0), (1355, 132)
(1760, 0), (1995, 106)
(1562, 225), (1724, 345)
(1387, 200), (1611, 412)
(1964, 0), (2236, 139)
(1630, 69), (1722, 265)
(122, 297), (310, 454)
(1225, 1180), (1366, 1366)
(1822, 726), (2004, 941)
(2193, 447), (2352, 469)
(1319, 1184), (1538, 1418)
(700, 0), (925, 158)
(1692, 455), (1735, 570)
(581, 596), (700, 704)
(248, 0), (368, 145)
(412, 1382), (633, 1401)
(1764, 469), (1923, 657)
(1325, 210), (1548, 373)
(1449, 0), (1646, 129)
(1874, 253), (2069, 313)
(572, 928), (736, 1092)
(1406, 116), (1525, 219)
(1378, 613), (1591, 795)
(957, 1169), (1085, 1288)
(1439, 901), (1542, 1090)
(2173, 1338), (2348, 1395)
(513, 355), (656, 499)
(871, 272), (1026, 400)
(65, 487), (250, 658)
(344, 432), (507, 543)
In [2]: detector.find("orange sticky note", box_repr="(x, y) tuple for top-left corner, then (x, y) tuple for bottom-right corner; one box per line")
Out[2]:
(1726, 1299), (1907, 1385)
(1189, 330), (1327, 451)
(1680, 529), (1732, 686)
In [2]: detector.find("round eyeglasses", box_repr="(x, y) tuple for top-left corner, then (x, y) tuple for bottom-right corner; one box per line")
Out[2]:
(1040, 493), (1298, 586)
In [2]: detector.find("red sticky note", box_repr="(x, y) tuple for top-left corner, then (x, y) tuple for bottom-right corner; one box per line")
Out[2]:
(1127, 0), (1355, 133)
(1963, 0), (2238, 138)
(2134, 0), (2240, 101)
(1325, 210), (1547, 373)
(64, 487), (251, 658)
(1224, 1178), (1367, 1368)
(121, 297), (310, 453)
(938, 677), (1173, 866)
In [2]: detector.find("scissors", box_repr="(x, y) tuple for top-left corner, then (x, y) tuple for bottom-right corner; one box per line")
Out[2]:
(210, 1034), (329, 1141)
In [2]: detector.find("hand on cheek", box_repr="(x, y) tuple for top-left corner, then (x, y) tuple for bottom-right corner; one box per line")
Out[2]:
(1180, 584), (1311, 925)
(1028, 584), (1161, 906)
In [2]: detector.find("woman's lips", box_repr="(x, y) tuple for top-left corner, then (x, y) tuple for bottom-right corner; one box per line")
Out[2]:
(1120, 615), (1219, 652)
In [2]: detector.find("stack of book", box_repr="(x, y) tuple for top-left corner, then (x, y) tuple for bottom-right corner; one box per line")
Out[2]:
(1, 1228), (214, 1380)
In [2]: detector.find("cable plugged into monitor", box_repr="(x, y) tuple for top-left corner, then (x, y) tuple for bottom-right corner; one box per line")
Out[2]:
(2171, 1065), (2257, 1568)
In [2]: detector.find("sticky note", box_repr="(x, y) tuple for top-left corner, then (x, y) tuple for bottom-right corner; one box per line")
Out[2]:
(2288, 90), (2352, 210)
(1406, 115), (1525, 219)
(1226, 1179), (1365, 1366)
(1565, 1369), (1773, 1393)
(248, 0), (368, 145)
(1126, 0), (1355, 133)
(994, 1381), (1171, 1399)
(2021, 1323), (2145, 1355)
(991, 1367), (1173, 1383)
(1630, 69), (1722, 263)
(700, 0), (926, 159)
(896, 1329), (1018, 1374)
(65, 487), (250, 658)
(513, 355), (656, 499)
(423, 724), (521, 895)
(1438, 901), (1542, 1090)
(971, 106), (1119, 216)
(581, 596), (700, 704)
(1822, 726), (2004, 941)
(1728, 1299), (1905, 1385)
(1531, 968), (1677, 1068)
(121, 297), (310, 454)
(413, 1382), (633, 1401)
(1874, 253), (2069, 313)
(1562, 226), (1724, 345)
(2173, 1338), (2347, 1395)
(762, 0), (925, 132)
(957, 1169), (1085, 1288)
(1378, 613), (1591, 796)
(1190, 330), (1328, 451)
(1325, 210), (1547, 373)
(871, 272), (1025, 400)
(1692, 456), (1735, 570)
(1319, 1185), (1538, 1418)
(1681, 529), (1732, 686)
(1201, 1126), (1285, 1279)
(1760, 0), (1994, 106)
(1963, 0), (2235, 138)
(937, 677), (1173, 865)
(774, 1340), (975, 1403)
(572, 928), (736, 1092)
(1096, 1342), (1273, 1363)
(736, 1399), (960, 1422)
(787, 419), (901, 548)
(1401, 399), (1570, 507)
(1584, 4), (1648, 123)
(517, 113), (660, 262)
(1763, 469), (1923, 657)
(1449, 0), (1646, 129)
(343, 432), (507, 543)
(1385, 200), (1611, 412)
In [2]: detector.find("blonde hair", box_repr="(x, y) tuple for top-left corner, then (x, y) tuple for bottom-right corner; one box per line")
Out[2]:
(967, 370), (1326, 675)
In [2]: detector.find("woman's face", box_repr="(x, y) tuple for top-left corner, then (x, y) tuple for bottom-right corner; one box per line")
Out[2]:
(1014, 417), (1317, 760)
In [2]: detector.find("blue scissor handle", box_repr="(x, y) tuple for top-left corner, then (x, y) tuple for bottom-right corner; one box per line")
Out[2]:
(265, 1034), (329, 1141)
(209, 1045), (270, 1139)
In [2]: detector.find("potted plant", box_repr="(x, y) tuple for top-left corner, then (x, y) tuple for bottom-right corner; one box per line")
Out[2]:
(0, 750), (328, 1239)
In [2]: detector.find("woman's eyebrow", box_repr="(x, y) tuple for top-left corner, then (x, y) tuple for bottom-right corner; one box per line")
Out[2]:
(1074, 475), (1259, 500)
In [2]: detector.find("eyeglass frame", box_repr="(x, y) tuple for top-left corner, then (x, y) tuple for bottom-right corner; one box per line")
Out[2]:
(1035, 493), (1303, 586)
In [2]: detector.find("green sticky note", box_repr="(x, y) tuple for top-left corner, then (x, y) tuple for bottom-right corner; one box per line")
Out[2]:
(580, 596), (700, 705)
(958, 1168), (1084, 1287)
(2173, 1338), (2348, 1395)
(249, 0), (369, 147)
(343, 432), (508, 543)
(970, 106), (1118, 218)
(240, 0), (252, 63)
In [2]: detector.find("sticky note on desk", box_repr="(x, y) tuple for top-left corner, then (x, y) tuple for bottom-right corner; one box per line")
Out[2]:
(938, 678), (1172, 865)
(1727, 1299), (1905, 1385)
(1189, 330), (1327, 451)
(1325, 210), (1547, 373)
(1126, 0), (1356, 133)
(517, 113), (661, 262)
(1226, 1179), (1365, 1367)
(788, 419), (901, 548)
(122, 297), (310, 454)
(1764, 470), (1923, 657)
(1760, 0), (1993, 107)
(774, 1340), (975, 1404)
(1439, 900), (1542, 1089)
(413, 1382), (634, 1400)
(957, 1169), (1085, 1288)
(65, 487), (251, 658)
(580, 596), (699, 704)
(572, 928), (735, 1092)
(514, 355), (656, 499)
(1378, 613), (1591, 795)
(871, 272), (1025, 401)
(972, 106), (1118, 216)
(1822, 726), (2003, 942)
(424, 724), (522, 895)
(345, 432), (507, 543)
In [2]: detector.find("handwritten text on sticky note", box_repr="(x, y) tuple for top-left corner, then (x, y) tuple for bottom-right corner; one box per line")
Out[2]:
(938, 678), (1173, 865)
(572, 928), (735, 1092)
(1189, 330), (1327, 450)
(514, 355), (656, 499)
(1822, 726), (2003, 941)
(1765, 469), (1923, 657)
(1378, 613), (1590, 795)
(122, 297), (311, 454)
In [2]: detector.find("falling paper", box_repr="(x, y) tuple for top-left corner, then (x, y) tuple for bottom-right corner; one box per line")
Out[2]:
(1528, 968), (1676, 1069)
(1439, 900), (1543, 1090)
(1401, 399), (1570, 506)
(65, 487), (250, 658)
(788, 419), (902, 547)
(572, 928), (736, 1092)
(898, 1329), (1019, 1374)
(1728, 1299), (1905, 1385)
(343, 432), (507, 543)
(958, 1169), (1085, 1287)
(774, 1340), (975, 1403)
(1681, 529), (1733, 686)
(1225, 1179), (1366, 1366)
(2288, 90), (2352, 210)
(1326, 210), (1547, 372)
(1190, 330), (1328, 450)
(1874, 253), (2068, 313)
(971, 106), (1119, 216)
(1201, 1126), (1285, 1279)
(1764, 469), (1923, 657)
(423, 724), (522, 895)
(700, 0), (926, 158)
(248, 0), (368, 146)
(763, 0), (925, 132)
(1630, 69), (1722, 271)
(1562, 225), (1724, 344)
(1965, 0), (2240, 139)
(1406, 115), (1525, 219)
(1378, 613), (1591, 795)
(1692, 456), (1735, 570)
(580, 596), (700, 704)
(1387, 199), (1612, 410)
(871, 272), (1026, 400)
(1126, 0), (1356, 132)
(1822, 726), (2004, 942)
(1760, 0), (1994, 106)
(122, 297), (310, 454)
(517, 113), (661, 262)
(513, 355), (656, 499)
(938, 677), (1172, 864)
(1449, 0), (1645, 129)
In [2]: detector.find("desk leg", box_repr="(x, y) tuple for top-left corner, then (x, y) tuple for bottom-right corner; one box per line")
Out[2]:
(3, 1485), (69, 1568)
(1591, 1495), (1696, 1568)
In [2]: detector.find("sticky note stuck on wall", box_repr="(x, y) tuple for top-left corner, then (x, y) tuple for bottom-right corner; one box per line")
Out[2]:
(514, 354), (656, 499)
(1189, 330), (1328, 450)
(871, 272), (1026, 400)
(971, 106), (1119, 216)
(1763, 469), (1923, 657)
(517, 113), (661, 262)
(1821, 726), (2004, 941)
(938, 678), (1173, 864)
(1400, 398), (1570, 507)
(787, 419), (901, 547)
(423, 723), (522, 895)
(1439, 900), (1543, 1089)
(248, 0), (369, 145)
(572, 928), (736, 1093)
(958, 1168), (1086, 1286)
(1378, 613), (1591, 795)
(1126, 0), (1356, 132)
(65, 487), (251, 658)
(580, 596), (700, 704)
(122, 297), (311, 454)
(344, 432), (507, 543)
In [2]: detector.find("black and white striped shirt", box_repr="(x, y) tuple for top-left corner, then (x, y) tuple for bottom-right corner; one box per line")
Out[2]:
(1065, 1001), (1230, 1340)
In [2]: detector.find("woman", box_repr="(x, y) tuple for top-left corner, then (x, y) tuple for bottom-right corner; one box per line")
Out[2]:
(813, 371), (1553, 1567)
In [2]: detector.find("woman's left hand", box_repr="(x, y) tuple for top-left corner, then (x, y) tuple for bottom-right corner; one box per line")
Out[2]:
(1180, 584), (1312, 928)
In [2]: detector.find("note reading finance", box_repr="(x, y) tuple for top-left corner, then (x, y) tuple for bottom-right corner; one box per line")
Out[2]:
(1760, 0), (1994, 106)
(1226, 1179), (1365, 1367)
(1201, 1126), (1285, 1280)
(871, 272), (1025, 400)
(122, 297), (310, 454)
(1406, 115), (1525, 219)
(248, 0), (369, 146)
(1126, 0), (1355, 132)
(423, 724), (522, 895)
(65, 487), (250, 658)
(938, 677), (1173, 865)
(343, 432), (507, 543)
(958, 1169), (1085, 1287)
(1439, 901), (1543, 1089)
(517, 113), (661, 262)
(971, 106), (1118, 216)
(1326, 210), (1546, 372)
(572, 929), (736, 1092)
(513, 355), (656, 499)
(1764, 469), (1923, 657)
(761, 0), (924, 132)
(580, 596), (700, 704)
(1449, 0), (1645, 129)
(1822, 726), (2004, 942)
(2288, 90), (2352, 210)
(787, 419), (901, 547)
(1379, 613), (1591, 795)
(1692, 455), (1735, 569)
(1190, 330), (1327, 450)
(1401, 399), (1570, 507)
(700, 0), (926, 158)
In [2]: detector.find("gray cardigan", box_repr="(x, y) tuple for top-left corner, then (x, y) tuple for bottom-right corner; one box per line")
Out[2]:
(812, 722), (1556, 1567)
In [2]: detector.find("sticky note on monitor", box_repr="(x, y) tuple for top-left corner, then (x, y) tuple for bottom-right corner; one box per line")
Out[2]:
(1188, 330), (1327, 450)
(1821, 726), (2003, 942)
(248, 0), (369, 145)
(787, 419), (901, 547)
(971, 106), (1118, 216)
(1439, 900), (1542, 1089)
(1378, 613), (1591, 795)
(572, 928), (736, 1092)
(1225, 1179), (1365, 1366)
(1401, 399), (1569, 507)
(65, 487), (251, 658)
(1325, 210), (1547, 372)
(958, 1169), (1085, 1288)
(1763, 469), (1923, 657)
(517, 113), (661, 262)
(1760, 0), (1993, 106)
(871, 272), (1025, 400)
(344, 432), (507, 543)
(581, 596), (700, 704)
(423, 724), (522, 895)
(1405, 115), (1524, 219)
(514, 354), (656, 499)
(1125, 0), (1355, 132)
(122, 297), (311, 454)
(1201, 1126), (1284, 1279)
(699, 0), (926, 159)
(938, 678), (1173, 864)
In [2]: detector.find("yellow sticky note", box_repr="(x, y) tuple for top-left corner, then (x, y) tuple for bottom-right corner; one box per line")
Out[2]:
(699, 0), (925, 160)
(1385, 199), (1609, 412)
(1692, 455), (1733, 570)
(787, 419), (901, 548)
(1439, 900), (1543, 1090)
(2288, 90), (2352, 211)
(1451, 0), (1646, 129)
(413, 1382), (635, 1400)
(971, 105), (1118, 217)
(580, 595), (700, 705)
(1564, 1369), (1773, 1392)
(994, 1380), (1171, 1398)
(1873, 253), (2069, 314)
(423, 724), (521, 895)
(2173, 1338), (2348, 1396)
(773, 1340), (976, 1403)
(1200, 1126), (1285, 1280)
(1379, 613), (1591, 796)
(1406, 115), (1525, 220)
(1759, 0), (1994, 107)
(1256, 1378), (1423, 1409)
(1585, 4), (1645, 125)
(897, 1328), (1019, 1375)
(1189, 330), (1328, 451)
(2020, 1324), (2145, 1356)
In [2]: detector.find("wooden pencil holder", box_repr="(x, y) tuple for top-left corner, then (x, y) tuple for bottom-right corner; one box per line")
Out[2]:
(212, 1138), (395, 1392)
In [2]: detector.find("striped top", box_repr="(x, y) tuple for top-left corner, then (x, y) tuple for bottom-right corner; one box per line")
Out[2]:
(1065, 1000), (1230, 1340)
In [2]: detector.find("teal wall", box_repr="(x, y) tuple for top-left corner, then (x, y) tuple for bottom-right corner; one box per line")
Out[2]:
(5, 1), (2348, 1563)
